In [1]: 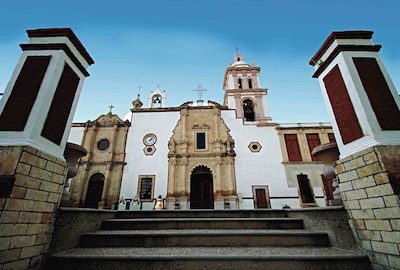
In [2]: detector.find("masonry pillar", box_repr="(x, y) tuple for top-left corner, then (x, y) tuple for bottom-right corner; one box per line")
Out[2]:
(310, 31), (400, 269)
(0, 28), (93, 269)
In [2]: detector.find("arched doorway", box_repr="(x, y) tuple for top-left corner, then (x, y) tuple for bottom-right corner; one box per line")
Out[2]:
(243, 99), (255, 121)
(84, 173), (105, 208)
(190, 166), (214, 209)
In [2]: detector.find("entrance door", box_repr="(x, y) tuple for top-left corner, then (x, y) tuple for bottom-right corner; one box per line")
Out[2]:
(84, 173), (105, 208)
(190, 166), (214, 209)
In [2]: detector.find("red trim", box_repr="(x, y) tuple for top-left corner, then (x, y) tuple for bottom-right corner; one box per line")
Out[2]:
(27, 28), (94, 65)
(353, 57), (400, 130)
(0, 56), (51, 131)
(312, 45), (381, 78)
(41, 63), (80, 145)
(323, 65), (364, 144)
(309, 31), (373, 66)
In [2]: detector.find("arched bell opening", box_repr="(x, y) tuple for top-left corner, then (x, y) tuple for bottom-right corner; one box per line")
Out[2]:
(243, 99), (255, 121)
(152, 94), (162, 108)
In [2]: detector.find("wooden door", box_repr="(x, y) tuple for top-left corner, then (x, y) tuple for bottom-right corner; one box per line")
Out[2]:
(252, 185), (271, 209)
(256, 189), (268, 208)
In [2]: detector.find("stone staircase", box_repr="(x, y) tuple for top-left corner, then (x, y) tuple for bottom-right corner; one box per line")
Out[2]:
(45, 210), (372, 270)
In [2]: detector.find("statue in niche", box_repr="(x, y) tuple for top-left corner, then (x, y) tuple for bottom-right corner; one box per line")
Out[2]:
(168, 138), (176, 155)
(226, 137), (235, 155)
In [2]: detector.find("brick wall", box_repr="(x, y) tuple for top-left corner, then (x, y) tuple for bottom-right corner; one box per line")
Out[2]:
(336, 145), (400, 269)
(0, 146), (67, 270)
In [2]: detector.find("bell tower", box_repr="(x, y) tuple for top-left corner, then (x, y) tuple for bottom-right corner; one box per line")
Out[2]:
(223, 52), (272, 123)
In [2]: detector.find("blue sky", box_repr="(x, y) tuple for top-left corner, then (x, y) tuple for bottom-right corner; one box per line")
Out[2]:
(0, 0), (399, 123)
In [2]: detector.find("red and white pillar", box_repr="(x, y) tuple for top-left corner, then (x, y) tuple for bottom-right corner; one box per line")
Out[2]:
(310, 31), (400, 158)
(0, 28), (94, 159)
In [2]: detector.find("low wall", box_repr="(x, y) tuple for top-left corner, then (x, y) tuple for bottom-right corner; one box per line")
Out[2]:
(49, 208), (116, 252)
(287, 206), (356, 250)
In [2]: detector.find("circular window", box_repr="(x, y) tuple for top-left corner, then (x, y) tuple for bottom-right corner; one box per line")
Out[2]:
(97, 139), (110, 151)
(252, 144), (259, 150)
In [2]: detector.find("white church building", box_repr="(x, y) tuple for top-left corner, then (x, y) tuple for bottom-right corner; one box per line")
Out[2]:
(68, 53), (334, 210)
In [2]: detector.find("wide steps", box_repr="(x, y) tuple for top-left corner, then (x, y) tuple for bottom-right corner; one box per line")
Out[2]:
(45, 210), (372, 269)
(45, 247), (372, 270)
(101, 217), (304, 230)
(80, 229), (330, 247)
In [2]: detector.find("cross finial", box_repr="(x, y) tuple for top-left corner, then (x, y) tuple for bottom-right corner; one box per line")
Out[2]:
(193, 84), (207, 101)
(137, 85), (142, 96)
(108, 105), (114, 113)
(236, 46), (239, 55)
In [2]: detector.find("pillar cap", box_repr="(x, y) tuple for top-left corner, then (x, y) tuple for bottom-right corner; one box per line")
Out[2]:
(27, 28), (94, 65)
(309, 30), (373, 66)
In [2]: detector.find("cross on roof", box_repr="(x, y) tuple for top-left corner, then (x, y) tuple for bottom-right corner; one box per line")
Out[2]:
(108, 105), (114, 113)
(137, 85), (142, 96)
(193, 84), (207, 101)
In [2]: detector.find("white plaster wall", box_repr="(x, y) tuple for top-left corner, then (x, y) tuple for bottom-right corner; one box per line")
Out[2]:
(120, 111), (180, 200)
(227, 96), (236, 109)
(221, 110), (299, 208)
(228, 74), (235, 90)
(68, 126), (84, 145)
(262, 92), (270, 117)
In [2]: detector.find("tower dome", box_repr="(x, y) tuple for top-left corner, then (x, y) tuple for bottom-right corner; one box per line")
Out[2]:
(231, 54), (250, 67)
(132, 94), (143, 110)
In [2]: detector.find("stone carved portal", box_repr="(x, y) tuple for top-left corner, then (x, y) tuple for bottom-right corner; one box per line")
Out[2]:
(190, 166), (214, 209)
(166, 104), (238, 209)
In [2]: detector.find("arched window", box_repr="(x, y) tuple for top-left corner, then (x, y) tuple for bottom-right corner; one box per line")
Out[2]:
(243, 99), (255, 121)
(248, 78), (253, 89)
(238, 78), (242, 89)
(152, 94), (162, 108)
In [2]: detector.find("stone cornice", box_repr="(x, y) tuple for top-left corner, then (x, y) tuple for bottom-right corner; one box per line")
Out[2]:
(309, 30), (373, 66)
(312, 44), (381, 78)
(27, 28), (94, 65)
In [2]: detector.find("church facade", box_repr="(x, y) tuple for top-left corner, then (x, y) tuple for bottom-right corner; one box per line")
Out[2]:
(68, 53), (335, 210)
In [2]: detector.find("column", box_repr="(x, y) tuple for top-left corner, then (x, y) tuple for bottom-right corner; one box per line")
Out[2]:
(0, 28), (93, 269)
(310, 30), (400, 270)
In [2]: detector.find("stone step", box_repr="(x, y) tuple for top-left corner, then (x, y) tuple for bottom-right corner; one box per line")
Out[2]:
(79, 229), (330, 248)
(45, 247), (371, 270)
(101, 218), (304, 230)
(115, 209), (287, 219)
